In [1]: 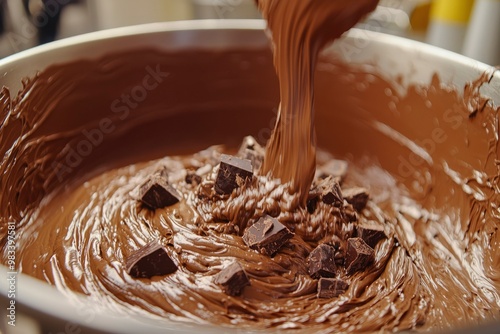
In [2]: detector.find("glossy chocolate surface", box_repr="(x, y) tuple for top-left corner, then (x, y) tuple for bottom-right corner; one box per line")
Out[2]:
(0, 18), (499, 334)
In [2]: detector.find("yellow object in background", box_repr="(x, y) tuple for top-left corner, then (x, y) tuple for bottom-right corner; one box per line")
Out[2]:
(430, 0), (475, 23)
(427, 0), (475, 52)
(410, 2), (431, 32)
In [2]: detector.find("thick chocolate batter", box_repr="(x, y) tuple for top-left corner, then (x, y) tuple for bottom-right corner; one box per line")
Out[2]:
(1, 2), (500, 334)
(1, 47), (499, 332)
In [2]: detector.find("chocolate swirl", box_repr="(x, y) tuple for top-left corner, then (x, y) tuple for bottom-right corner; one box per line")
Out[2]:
(1, 47), (499, 332)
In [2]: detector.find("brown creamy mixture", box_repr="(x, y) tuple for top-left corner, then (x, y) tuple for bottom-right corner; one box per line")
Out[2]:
(1, 1), (500, 334)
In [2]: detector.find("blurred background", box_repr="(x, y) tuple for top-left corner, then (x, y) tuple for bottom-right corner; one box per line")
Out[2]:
(0, 0), (498, 65)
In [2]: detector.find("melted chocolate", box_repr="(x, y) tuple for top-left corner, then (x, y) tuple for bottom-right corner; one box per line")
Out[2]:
(0, 47), (498, 332)
(0, 5), (499, 333)
(257, 0), (378, 204)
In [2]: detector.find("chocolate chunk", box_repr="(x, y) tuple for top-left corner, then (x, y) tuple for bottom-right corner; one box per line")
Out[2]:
(139, 175), (181, 210)
(345, 237), (374, 275)
(343, 204), (358, 222)
(185, 171), (202, 185)
(317, 176), (343, 206)
(307, 176), (342, 213)
(356, 221), (386, 248)
(237, 136), (264, 170)
(306, 195), (318, 214)
(214, 261), (250, 296)
(308, 244), (337, 278)
(317, 278), (349, 298)
(215, 154), (253, 195)
(342, 187), (369, 211)
(317, 159), (348, 182)
(242, 215), (294, 256)
(126, 241), (178, 278)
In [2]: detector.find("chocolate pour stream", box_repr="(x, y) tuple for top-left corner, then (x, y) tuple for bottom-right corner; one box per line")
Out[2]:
(258, 0), (378, 204)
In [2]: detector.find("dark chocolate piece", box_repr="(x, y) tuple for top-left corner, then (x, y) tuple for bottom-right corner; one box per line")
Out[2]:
(342, 187), (369, 211)
(185, 171), (202, 185)
(139, 176), (181, 210)
(237, 136), (264, 170)
(307, 176), (342, 212)
(306, 195), (318, 214)
(126, 241), (178, 278)
(242, 215), (294, 256)
(356, 221), (386, 248)
(214, 261), (250, 296)
(317, 278), (349, 298)
(343, 204), (358, 223)
(308, 244), (337, 278)
(317, 159), (348, 182)
(215, 154), (253, 195)
(345, 237), (374, 275)
(317, 176), (343, 206)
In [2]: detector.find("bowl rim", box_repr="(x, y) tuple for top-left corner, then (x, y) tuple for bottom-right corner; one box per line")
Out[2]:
(1, 19), (498, 102)
(0, 19), (266, 67)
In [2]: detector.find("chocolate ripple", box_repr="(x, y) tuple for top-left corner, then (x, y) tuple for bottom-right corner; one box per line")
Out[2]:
(12, 150), (429, 331)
